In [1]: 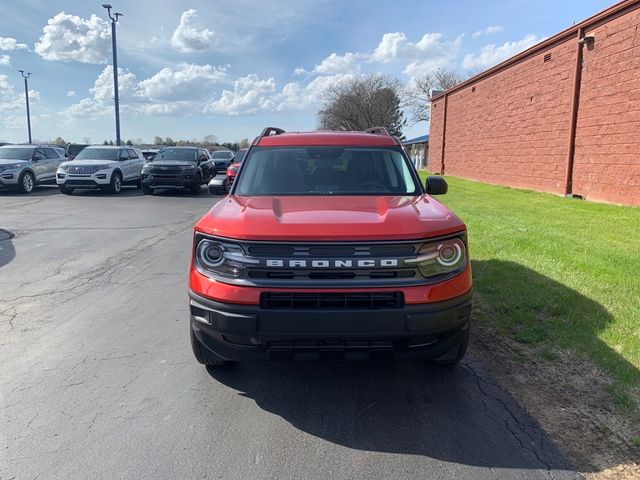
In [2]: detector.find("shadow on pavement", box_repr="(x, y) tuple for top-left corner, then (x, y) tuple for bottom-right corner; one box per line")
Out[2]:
(0, 229), (15, 269)
(207, 358), (577, 474)
(0, 185), (60, 197)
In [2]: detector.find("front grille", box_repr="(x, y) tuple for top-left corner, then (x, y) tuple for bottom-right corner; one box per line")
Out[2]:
(150, 167), (182, 175)
(260, 292), (404, 310)
(68, 166), (101, 174)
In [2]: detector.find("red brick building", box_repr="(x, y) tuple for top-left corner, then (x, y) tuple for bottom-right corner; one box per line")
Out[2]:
(429, 0), (640, 206)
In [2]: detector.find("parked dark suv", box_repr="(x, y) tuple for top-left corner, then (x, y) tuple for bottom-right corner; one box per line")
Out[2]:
(210, 150), (235, 173)
(141, 147), (215, 195)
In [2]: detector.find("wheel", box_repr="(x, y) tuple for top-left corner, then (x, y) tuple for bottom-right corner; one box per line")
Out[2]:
(189, 176), (202, 195)
(108, 171), (122, 194)
(135, 178), (142, 189)
(17, 171), (35, 194)
(433, 324), (470, 366)
(190, 326), (228, 366)
(59, 184), (74, 195)
(142, 186), (154, 195)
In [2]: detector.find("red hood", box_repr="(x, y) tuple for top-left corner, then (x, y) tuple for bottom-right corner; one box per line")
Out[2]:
(195, 195), (465, 241)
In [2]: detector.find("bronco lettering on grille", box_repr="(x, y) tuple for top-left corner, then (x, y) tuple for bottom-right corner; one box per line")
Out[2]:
(265, 259), (399, 268)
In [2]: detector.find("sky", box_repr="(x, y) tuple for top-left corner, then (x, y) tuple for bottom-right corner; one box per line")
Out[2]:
(0, 0), (613, 144)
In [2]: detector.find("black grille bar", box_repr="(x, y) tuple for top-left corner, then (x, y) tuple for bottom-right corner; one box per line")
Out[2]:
(260, 292), (404, 310)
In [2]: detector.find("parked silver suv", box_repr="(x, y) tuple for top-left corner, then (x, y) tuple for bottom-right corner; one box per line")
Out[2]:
(57, 146), (145, 195)
(0, 144), (66, 194)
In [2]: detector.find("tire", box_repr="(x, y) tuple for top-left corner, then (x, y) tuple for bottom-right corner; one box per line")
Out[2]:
(59, 184), (74, 195)
(108, 171), (122, 194)
(135, 178), (142, 189)
(17, 171), (35, 194)
(190, 326), (228, 366)
(433, 324), (470, 366)
(142, 186), (154, 195)
(189, 176), (202, 195)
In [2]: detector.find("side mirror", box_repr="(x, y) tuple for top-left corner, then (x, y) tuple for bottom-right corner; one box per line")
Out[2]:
(208, 177), (227, 196)
(425, 176), (448, 195)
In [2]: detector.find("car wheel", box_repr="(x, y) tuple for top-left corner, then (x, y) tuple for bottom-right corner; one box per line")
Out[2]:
(17, 171), (35, 194)
(190, 326), (228, 366)
(433, 323), (470, 366)
(190, 176), (202, 195)
(108, 171), (122, 194)
(142, 185), (154, 195)
(59, 184), (74, 195)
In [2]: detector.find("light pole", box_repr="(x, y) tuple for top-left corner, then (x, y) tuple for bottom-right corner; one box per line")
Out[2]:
(102, 4), (123, 146)
(18, 70), (32, 144)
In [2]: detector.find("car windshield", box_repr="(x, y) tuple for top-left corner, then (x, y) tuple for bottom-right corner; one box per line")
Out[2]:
(235, 150), (247, 164)
(0, 147), (33, 160)
(74, 148), (119, 161)
(211, 151), (233, 159)
(154, 149), (198, 162)
(234, 147), (420, 196)
(67, 145), (89, 156)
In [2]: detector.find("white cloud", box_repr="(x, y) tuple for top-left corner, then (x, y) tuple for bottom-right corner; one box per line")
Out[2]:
(472, 25), (505, 39)
(137, 63), (227, 101)
(0, 75), (39, 128)
(462, 33), (539, 70)
(170, 9), (217, 53)
(205, 74), (276, 115)
(34, 12), (110, 64)
(66, 90), (75, 97)
(0, 37), (28, 51)
(313, 52), (361, 74)
(0, 55), (10, 67)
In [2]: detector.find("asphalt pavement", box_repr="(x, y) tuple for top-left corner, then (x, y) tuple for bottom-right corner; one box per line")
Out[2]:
(0, 185), (582, 479)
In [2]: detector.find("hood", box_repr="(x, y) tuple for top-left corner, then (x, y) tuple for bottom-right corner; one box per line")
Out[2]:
(0, 159), (28, 167)
(196, 195), (465, 241)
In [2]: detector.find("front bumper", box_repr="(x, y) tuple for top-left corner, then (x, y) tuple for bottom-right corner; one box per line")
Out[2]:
(57, 173), (111, 187)
(142, 173), (197, 189)
(0, 172), (19, 187)
(189, 289), (472, 362)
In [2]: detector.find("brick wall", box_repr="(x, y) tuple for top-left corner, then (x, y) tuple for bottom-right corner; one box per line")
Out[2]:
(429, 1), (640, 206)
(572, 8), (640, 205)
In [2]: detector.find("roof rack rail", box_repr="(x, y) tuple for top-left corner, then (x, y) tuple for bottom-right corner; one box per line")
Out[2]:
(253, 127), (286, 146)
(364, 127), (391, 136)
(364, 126), (400, 145)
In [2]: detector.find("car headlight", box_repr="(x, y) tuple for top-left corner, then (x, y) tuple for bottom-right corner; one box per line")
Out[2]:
(405, 237), (467, 277)
(181, 165), (197, 172)
(0, 164), (20, 172)
(194, 237), (258, 279)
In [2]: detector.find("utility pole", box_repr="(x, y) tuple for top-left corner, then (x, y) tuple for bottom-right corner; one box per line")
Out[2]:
(18, 70), (32, 143)
(102, 4), (123, 146)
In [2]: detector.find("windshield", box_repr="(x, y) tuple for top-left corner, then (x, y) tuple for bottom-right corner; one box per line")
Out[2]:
(67, 145), (89, 156)
(211, 151), (233, 159)
(235, 150), (247, 164)
(0, 147), (33, 160)
(154, 149), (198, 162)
(75, 148), (119, 161)
(235, 147), (420, 196)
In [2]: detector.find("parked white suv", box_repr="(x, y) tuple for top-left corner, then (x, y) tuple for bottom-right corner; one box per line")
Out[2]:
(57, 146), (145, 194)
(0, 144), (66, 194)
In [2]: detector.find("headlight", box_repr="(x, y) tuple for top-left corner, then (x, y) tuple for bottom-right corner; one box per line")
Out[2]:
(0, 164), (20, 172)
(195, 237), (258, 279)
(93, 164), (111, 171)
(181, 165), (196, 172)
(406, 237), (467, 277)
(59, 164), (69, 172)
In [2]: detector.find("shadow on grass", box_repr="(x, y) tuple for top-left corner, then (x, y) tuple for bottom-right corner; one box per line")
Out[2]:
(471, 259), (639, 410)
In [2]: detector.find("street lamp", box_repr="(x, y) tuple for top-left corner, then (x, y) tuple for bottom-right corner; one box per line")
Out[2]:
(102, 3), (123, 146)
(18, 70), (32, 144)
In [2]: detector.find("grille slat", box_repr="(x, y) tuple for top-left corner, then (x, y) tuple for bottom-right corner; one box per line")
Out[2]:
(260, 292), (404, 310)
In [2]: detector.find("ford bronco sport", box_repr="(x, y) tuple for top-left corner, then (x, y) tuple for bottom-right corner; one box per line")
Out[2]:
(189, 127), (472, 367)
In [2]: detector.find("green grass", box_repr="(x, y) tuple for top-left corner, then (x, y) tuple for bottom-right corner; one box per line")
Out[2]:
(419, 172), (640, 411)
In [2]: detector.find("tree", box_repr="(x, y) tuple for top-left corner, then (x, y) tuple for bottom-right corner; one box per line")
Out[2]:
(239, 138), (250, 148)
(126, 139), (133, 146)
(53, 137), (67, 146)
(202, 134), (217, 145)
(318, 74), (406, 137)
(82, 137), (91, 144)
(103, 140), (109, 145)
(164, 137), (176, 146)
(153, 136), (164, 146)
(406, 69), (465, 124)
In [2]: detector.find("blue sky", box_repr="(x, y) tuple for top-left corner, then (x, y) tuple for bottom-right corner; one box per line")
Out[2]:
(0, 0), (612, 144)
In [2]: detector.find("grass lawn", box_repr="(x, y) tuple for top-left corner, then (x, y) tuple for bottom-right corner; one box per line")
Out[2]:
(418, 172), (640, 411)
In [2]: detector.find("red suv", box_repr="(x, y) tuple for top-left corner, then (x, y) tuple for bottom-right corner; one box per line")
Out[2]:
(189, 127), (472, 367)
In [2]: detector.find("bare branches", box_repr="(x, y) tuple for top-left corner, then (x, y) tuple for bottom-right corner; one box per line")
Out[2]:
(406, 69), (466, 124)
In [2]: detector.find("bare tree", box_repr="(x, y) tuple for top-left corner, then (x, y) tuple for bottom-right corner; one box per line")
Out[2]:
(407, 69), (465, 124)
(318, 74), (407, 138)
